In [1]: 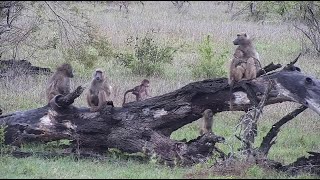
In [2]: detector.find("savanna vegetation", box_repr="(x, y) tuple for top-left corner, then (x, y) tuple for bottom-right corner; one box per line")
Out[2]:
(0, 1), (319, 179)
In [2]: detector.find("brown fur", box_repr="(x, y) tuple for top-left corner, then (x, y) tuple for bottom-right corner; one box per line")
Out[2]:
(86, 69), (112, 112)
(229, 33), (262, 110)
(46, 63), (74, 103)
(123, 79), (150, 105)
(199, 109), (214, 135)
(229, 32), (261, 86)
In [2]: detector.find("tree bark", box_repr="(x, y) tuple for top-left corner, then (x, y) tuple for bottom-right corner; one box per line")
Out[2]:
(1, 64), (320, 166)
(0, 59), (52, 78)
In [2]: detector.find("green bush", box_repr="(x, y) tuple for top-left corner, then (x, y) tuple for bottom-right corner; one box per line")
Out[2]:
(64, 45), (99, 68)
(191, 35), (228, 79)
(115, 34), (178, 77)
(91, 38), (114, 58)
(64, 35), (114, 69)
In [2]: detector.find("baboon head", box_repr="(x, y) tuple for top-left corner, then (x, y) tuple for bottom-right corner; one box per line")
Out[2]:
(142, 79), (150, 87)
(203, 109), (213, 117)
(57, 63), (74, 78)
(233, 32), (251, 45)
(93, 69), (104, 82)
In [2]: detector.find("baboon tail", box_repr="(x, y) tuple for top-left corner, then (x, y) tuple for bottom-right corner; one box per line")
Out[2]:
(122, 89), (133, 106)
(229, 82), (234, 110)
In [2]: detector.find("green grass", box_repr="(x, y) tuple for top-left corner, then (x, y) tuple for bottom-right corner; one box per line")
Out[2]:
(0, 154), (188, 179)
(1, 1), (320, 179)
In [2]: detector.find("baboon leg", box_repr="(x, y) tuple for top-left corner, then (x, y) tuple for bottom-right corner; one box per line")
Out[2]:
(89, 94), (101, 112)
(230, 64), (245, 110)
(199, 129), (204, 135)
(244, 57), (257, 80)
(233, 65), (246, 82)
(96, 91), (107, 110)
(136, 94), (142, 101)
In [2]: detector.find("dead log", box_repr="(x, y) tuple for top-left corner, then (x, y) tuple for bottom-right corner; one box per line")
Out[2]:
(0, 59), (51, 78)
(283, 151), (320, 176)
(9, 150), (107, 161)
(1, 60), (320, 166)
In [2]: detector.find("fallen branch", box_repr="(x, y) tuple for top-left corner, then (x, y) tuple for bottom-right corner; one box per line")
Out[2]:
(283, 151), (320, 176)
(256, 62), (282, 77)
(258, 105), (308, 155)
(238, 80), (273, 152)
(49, 86), (85, 110)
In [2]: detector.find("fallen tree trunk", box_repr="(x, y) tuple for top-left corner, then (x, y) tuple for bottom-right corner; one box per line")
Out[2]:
(1, 61), (320, 166)
(0, 59), (51, 78)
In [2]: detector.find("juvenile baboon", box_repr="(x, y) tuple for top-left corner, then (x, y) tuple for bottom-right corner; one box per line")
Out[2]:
(199, 109), (214, 135)
(46, 63), (74, 103)
(123, 79), (150, 105)
(86, 69), (112, 112)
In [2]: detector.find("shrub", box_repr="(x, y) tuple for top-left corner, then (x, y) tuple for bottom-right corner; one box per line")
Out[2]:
(64, 34), (114, 69)
(115, 34), (178, 77)
(64, 45), (99, 68)
(191, 35), (228, 79)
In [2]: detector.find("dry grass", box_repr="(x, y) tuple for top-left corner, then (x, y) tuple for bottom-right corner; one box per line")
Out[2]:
(0, 1), (319, 178)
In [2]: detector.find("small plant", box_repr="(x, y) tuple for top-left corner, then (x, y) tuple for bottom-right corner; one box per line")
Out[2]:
(191, 35), (228, 79)
(115, 34), (178, 77)
(91, 38), (114, 58)
(64, 45), (99, 69)
(64, 34), (114, 69)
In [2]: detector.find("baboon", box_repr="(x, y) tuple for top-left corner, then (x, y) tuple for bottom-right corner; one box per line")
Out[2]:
(199, 109), (214, 135)
(0, 108), (2, 115)
(46, 63), (74, 103)
(228, 32), (261, 109)
(229, 32), (261, 85)
(123, 79), (150, 105)
(86, 69), (112, 112)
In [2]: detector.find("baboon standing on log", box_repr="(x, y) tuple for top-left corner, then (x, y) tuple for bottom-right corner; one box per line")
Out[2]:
(46, 63), (74, 103)
(87, 69), (112, 112)
(199, 109), (214, 135)
(123, 79), (151, 105)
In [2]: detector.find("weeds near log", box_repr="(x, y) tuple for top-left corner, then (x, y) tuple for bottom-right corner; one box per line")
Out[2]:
(258, 105), (307, 156)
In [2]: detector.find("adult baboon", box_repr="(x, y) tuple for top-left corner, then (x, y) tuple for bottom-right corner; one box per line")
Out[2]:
(86, 69), (112, 112)
(199, 109), (214, 135)
(228, 32), (261, 109)
(229, 32), (261, 86)
(46, 63), (74, 103)
(123, 79), (151, 105)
